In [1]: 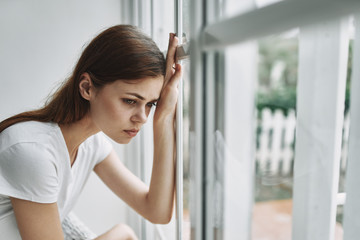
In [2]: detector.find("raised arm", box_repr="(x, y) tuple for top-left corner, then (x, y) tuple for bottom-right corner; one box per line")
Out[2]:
(94, 34), (181, 224)
(146, 32), (182, 222)
(11, 198), (64, 240)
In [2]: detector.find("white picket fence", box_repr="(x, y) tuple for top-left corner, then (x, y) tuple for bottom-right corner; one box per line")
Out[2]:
(255, 108), (350, 177)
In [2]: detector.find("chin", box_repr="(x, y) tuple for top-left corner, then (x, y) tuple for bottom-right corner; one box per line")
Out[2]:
(112, 136), (132, 144)
(103, 132), (133, 144)
(118, 139), (132, 144)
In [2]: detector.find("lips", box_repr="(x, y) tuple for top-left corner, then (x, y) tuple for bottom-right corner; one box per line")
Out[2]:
(124, 129), (139, 137)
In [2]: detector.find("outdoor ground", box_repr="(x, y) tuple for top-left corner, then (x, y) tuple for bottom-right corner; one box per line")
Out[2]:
(182, 199), (343, 240)
(181, 174), (345, 239)
(252, 199), (343, 240)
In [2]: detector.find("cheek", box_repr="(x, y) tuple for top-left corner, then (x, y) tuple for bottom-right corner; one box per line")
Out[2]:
(91, 97), (122, 123)
(147, 107), (154, 117)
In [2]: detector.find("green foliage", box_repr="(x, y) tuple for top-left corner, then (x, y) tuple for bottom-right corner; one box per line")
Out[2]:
(256, 86), (350, 115)
(258, 37), (298, 88)
(256, 87), (297, 116)
(345, 83), (351, 113)
(256, 38), (352, 115)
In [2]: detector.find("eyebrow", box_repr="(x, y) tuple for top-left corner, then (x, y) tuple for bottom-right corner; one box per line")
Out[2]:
(125, 92), (159, 102)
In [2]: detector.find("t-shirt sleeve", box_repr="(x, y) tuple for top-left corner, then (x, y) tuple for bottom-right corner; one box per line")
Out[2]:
(0, 142), (59, 203)
(93, 132), (113, 165)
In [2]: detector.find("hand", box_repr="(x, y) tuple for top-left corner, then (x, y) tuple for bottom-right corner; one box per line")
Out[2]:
(154, 33), (182, 121)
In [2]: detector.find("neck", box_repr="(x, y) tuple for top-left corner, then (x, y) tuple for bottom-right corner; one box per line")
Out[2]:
(59, 115), (99, 165)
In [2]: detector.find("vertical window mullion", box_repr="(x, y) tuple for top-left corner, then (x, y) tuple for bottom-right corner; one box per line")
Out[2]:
(221, 1), (258, 239)
(188, 0), (205, 239)
(343, 14), (360, 240)
(292, 18), (349, 240)
(203, 1), (223, 239)
(138, 1), (158, 239)
(174, 0), (184, 239)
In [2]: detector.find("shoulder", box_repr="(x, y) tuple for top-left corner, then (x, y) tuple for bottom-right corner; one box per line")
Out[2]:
(1, 141), (55, 165)
(0, 121), (59, 149)
(0, 121), (55, 162)
(0, 142), (60, 203)
(0, 141), (59, 181)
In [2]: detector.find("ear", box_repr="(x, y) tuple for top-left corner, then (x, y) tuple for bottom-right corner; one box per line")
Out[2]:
(79, 73), (93, 101)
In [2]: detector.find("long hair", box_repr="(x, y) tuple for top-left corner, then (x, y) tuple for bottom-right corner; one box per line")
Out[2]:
(0, 25), (166, 132)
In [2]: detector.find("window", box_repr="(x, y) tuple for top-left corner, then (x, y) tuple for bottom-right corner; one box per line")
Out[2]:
(120, 0), (360, 239)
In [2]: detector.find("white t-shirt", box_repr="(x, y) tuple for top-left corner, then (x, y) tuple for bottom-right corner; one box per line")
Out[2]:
(0, 121), (113, 239)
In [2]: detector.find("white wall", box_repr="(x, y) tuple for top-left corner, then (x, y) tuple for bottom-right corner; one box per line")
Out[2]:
(0, 0), (129, 235)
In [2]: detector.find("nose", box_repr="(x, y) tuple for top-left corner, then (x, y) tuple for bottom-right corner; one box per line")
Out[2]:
(130, 106), (148, 124)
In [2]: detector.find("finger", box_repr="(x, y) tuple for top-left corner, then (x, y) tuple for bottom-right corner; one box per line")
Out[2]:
(165, 38), (177, 79)
(165, 34), (179, 79)
(166, 64), (182, 88)
(166, 33), (177, 63)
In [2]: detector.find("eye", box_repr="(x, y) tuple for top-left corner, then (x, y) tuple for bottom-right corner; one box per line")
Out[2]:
(124, 99), (136, 105)
(147, 102), (157, 108)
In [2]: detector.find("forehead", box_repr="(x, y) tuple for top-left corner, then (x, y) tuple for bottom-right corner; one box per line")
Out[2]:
(104, 76), (164, 99)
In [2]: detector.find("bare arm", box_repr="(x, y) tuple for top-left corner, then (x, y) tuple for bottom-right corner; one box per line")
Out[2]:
(94, 104), (178, 224)
(147, 32), (181, 223)
(94, 119), (176, 224)
(10, 197), (64, 240)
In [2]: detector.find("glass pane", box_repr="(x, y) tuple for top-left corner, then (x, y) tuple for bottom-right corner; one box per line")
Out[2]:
(253, 24), (352, 239)
(182, 0), (191, 42)
(152, 0), (175, 51)
(186, 0), (353, 239)
(182, 57), (191, 240)
(336, 17), (354, 239)
(182, 0), (191, 239)
(252, 32), (298, 240)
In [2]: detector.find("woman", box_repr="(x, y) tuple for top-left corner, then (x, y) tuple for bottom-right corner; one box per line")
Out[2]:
(0, 25), (181, 239)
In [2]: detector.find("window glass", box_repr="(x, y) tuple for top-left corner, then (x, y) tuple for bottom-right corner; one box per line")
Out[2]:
(182, 58), (191, 240)
(185, 0), (354, 239)
(253, 25), (352, 239)
(152, 0), (175, 51)
(253, 32), (298, 240)
(182, 0), (191, 239)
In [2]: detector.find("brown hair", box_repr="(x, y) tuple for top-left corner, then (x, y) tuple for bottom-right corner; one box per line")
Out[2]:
(0, 25), (166, 132)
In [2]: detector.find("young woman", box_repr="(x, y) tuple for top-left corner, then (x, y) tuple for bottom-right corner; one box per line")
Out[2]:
(0, 25), (181, 240)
